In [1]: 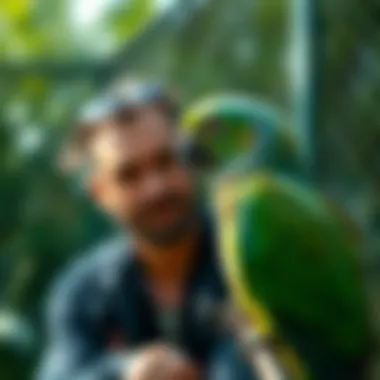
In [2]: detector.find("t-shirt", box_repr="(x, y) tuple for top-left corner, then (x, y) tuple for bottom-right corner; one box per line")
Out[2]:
(155, 304), (181, 343)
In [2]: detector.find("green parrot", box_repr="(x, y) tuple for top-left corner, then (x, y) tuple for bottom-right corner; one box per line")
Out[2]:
(181, 94), (373, 379)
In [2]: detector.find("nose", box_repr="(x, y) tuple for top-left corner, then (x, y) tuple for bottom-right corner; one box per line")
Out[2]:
(141, 171), (169, 199)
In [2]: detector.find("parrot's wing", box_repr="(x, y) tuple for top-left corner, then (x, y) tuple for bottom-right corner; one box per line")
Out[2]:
(215, 173), (372, 358)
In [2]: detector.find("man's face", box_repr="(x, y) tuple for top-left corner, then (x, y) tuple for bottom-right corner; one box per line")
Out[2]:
(89, 106), (195, 244)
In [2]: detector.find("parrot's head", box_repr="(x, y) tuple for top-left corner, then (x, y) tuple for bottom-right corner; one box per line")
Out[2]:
(181, 94), (300, 178)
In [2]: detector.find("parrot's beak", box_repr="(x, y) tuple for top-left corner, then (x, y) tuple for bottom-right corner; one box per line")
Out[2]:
(181, 139), (217, 171)
(181, 138), (261, 181)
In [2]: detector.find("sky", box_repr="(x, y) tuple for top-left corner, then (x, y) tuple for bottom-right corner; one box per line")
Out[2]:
(70, 0), (176, 31)
(69, 0), (116, 31)
(68, 0), (176, 56)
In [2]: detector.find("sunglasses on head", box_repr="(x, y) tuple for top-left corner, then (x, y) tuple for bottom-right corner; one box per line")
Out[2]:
(73, 84), (178, 145)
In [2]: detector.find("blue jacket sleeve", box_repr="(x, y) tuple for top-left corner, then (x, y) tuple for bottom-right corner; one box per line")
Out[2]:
(36, 263), (125, 380)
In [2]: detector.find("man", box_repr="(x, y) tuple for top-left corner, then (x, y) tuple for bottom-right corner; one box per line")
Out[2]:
(36, 82), (253, 380)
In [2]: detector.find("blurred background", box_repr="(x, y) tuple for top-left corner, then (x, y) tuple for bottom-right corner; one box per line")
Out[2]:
(0, 0), (380, 378)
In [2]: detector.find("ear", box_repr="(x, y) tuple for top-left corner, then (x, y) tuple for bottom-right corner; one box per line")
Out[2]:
(89, 175), (108, 210)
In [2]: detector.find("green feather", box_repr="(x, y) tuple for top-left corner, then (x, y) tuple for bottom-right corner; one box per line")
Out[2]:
(233, 175), (371, 357)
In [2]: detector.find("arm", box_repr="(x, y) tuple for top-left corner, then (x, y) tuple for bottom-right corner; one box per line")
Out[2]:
(36, 269), (125, 380)
(36, 252), (202, 380)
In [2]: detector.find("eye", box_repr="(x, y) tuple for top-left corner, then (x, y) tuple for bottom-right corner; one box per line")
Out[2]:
(115, 164), (140, 185)
(114, 106), (139, 125)
(155, 149), (178, 171)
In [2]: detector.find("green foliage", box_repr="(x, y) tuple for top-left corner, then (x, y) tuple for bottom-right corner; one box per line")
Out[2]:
(110, 0), (155, 41)
(1, 0), (380, 378)
(0, 1), (155, 377)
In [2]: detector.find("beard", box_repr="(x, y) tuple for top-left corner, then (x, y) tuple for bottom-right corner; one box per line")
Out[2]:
(123, 192), (199, 246)
(135, 210), (197, 245)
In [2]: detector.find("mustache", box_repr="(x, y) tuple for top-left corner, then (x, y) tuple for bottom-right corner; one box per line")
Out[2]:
(138, 192), (185, 214)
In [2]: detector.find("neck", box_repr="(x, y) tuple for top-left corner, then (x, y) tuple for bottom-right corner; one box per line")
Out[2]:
(133, 224), (200, 284)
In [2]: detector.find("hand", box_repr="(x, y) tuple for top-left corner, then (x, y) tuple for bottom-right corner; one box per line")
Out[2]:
(125, 343), (201, 380)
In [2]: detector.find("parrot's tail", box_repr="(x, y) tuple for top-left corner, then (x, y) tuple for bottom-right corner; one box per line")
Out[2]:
(222, 302), (309, 380)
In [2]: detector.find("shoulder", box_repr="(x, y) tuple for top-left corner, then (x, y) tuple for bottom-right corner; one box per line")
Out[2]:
(46, 234), (130, 325)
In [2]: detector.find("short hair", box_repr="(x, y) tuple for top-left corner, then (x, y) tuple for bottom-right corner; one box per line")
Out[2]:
(59, 79), (180, 174)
